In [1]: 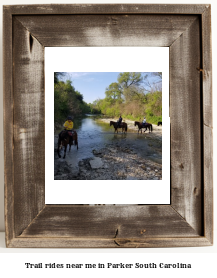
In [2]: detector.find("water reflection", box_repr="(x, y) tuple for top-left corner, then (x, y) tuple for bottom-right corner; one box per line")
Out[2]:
(55, 115), (162, 167)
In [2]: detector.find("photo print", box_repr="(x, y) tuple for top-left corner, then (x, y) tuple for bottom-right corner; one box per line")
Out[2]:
(45, 47), (170, 204)
(54, 72), (163, 181)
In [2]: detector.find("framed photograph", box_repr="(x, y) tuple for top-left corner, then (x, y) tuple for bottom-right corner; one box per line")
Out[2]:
(4, 4), (213, 248)
(46, 47), (170, 205)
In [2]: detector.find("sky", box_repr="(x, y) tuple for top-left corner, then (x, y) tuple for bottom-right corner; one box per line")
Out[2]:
(59, 72), (161, 104)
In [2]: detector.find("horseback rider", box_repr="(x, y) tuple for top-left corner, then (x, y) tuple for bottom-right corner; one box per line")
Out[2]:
(59, 116), (74, 138)
(142, 117), (147, 127)
(63, 116), (74, 131)
(117, 115), (122, 128)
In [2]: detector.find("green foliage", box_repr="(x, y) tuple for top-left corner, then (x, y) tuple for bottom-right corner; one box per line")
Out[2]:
(105, 82), (122, 100)
(91, 72), (162, 125)
(54, 72), (162, 125)
(54, 72), (65, 84)
(118, 72), (143, 88)
(54, 79), (90, 123)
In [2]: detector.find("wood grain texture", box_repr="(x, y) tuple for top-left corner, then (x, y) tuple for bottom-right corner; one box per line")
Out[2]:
(201, 6), (213, 244)
(8, 236), (212, 248)
(13, 17), (45, 237)
(3, 7), (14, 247)
(170, 17), (202, 234)
(204, 125), (213, 243)
(8, 237), (211, 248)
(3, 4), (213, 248)
(20, 205), (199, 238)
(202, 6), (212, 128)
(16, 15), (197, 47)
(4, 4), (207, 15)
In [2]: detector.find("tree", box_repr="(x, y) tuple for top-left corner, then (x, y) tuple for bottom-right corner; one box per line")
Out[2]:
(143, 72), (162, 93)
(105, 82), (122, 100)
(54, 72), (65, 84)
(54, 79), (91, 122)
(118, 72), (143, 89)
(152, 72), (162, 80)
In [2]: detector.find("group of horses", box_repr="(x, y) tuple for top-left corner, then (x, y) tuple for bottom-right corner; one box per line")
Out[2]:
(57, 120), (156, 158)
(110, 120), (152, 134)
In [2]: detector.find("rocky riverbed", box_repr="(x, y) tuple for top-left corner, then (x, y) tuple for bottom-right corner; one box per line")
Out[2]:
(54, 118), (162, 180)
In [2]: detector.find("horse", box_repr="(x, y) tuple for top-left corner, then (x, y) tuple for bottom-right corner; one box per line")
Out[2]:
(157, 121), (162, 126)
(57, 130), (78, 158)
(134, 121), (153, 133)
(110, 121), (127, 133)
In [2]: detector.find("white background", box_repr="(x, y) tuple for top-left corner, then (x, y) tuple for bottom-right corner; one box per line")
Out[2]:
(45, 47), (170, 204)
(0, 0), (216, 277)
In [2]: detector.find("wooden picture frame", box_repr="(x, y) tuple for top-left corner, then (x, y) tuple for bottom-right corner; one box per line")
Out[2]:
(3, 4), (213, 248)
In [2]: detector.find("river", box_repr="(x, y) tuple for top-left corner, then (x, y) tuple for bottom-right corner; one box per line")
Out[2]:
(54, 115), (162, 180)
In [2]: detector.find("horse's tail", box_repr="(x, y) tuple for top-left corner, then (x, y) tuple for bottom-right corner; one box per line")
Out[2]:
(125, 124), (128, 132)
(151, 124), (152, 132)
(74, 132), (78, 149)
(134, 122), (136, 126)
(75, 139), (78, 149)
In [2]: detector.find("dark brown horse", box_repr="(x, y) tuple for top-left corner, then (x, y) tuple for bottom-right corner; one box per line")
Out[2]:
(134, 121), (152, 133)
(110, 121), (127, 133)
(57, 130), (78, 158)
(157, 121), (162, 126)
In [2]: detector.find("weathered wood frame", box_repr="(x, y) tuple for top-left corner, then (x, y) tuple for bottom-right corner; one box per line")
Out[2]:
(3, 4), (212, 248)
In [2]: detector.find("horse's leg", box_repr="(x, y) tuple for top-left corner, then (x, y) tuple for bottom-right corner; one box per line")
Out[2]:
(63, 144), (67, 159)
(57, 139), (61, 158)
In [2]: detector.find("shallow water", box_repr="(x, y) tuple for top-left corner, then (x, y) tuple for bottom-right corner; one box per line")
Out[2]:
(55, 115), (162, 169)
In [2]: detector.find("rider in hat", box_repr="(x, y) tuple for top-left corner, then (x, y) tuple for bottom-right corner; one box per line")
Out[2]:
(142, 116), (146, 127)
(63, 116), (74, 131)
(59, 116), (74, 138)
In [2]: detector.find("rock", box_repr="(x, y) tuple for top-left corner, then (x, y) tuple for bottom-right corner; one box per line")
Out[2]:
(89, 157), (103, 169)
(54, 131), (162, 180)
(93, 149), (102, 155)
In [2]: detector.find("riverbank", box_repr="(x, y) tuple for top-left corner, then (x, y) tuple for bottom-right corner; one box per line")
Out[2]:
(55, 142), (162, 180)
(96, 117), (162, 139)
(54, 116), (162, 180)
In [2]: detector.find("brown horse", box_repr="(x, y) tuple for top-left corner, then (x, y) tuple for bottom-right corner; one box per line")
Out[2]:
(57, 130), (78, 158)
(110, 121), (127, 133)
(134, 121), (152, 133)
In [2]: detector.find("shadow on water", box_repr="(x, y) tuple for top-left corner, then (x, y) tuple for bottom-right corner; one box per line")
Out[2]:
(55, 114), (162, 168)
